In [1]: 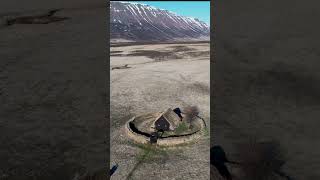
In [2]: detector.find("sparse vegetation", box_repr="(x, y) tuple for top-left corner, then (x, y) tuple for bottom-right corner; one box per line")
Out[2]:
(111, 50), (123, 54)
(111, 64), (131, 70)
(126, 144), (169, 180)
(185, 51), (210, 57)
(127, 50), (182, 61)
(135, 144), (168, 162)
(174, 121), (189, 135)
(110, 50), (124, 57)
(171, 46), (196, 52)
(110, 53), (124, 57)
(203, 127), (209, 137)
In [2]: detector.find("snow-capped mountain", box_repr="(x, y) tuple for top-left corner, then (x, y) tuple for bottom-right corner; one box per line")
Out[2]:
(110, 1), (210, 42)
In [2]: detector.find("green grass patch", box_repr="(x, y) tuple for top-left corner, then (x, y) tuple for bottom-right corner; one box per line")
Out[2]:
(203, 127), (209, 137)
(126, 143), (191, 179)
(128, 143), (169, 163)
(126, 144), (169, 179)
(136, 144), (167, 161)
(174, 121), (190, 135)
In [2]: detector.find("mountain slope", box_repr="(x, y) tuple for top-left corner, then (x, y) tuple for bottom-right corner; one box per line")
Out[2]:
(110, 1), (210, 42)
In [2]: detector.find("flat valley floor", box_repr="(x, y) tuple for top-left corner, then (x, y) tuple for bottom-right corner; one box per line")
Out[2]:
(110, 42), (210, 180)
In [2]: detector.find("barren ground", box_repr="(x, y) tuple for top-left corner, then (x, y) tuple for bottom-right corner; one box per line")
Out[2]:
(110, 42), (210, 180)
(213, 1), (320, 180)
(0, 5), (107, 180)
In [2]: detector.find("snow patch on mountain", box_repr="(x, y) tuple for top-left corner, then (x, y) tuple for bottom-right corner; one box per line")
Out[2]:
(110, 1), (210, 42)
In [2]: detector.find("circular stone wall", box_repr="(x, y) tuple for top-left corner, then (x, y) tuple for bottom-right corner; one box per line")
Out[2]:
(124, 112), (206, 146)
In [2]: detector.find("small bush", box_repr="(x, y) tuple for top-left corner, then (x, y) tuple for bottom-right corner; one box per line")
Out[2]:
(183, 106), (199, 128)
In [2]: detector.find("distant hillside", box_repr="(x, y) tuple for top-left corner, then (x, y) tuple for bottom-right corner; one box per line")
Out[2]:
(110, 1), (210, 42)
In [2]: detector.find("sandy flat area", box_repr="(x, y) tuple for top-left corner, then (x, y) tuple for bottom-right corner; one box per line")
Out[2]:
(110, 42), (210, 180)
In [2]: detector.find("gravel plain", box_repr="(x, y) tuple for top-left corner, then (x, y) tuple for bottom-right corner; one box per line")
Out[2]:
(110, 42), (210, 180)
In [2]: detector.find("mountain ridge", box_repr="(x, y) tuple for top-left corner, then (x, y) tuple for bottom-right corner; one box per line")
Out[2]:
(110, 1), (210, 42)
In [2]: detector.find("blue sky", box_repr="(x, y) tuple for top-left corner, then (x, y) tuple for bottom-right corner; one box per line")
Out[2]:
(130, 1), (210, 25)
